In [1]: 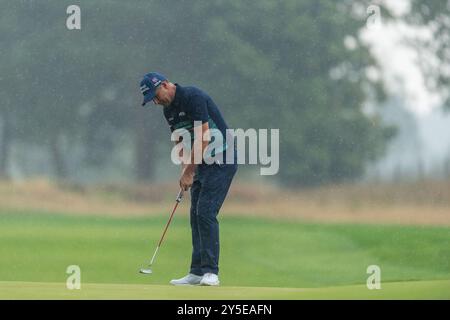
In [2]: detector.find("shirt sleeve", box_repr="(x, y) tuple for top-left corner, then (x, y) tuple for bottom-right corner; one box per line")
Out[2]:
(187, 94), (209, 125)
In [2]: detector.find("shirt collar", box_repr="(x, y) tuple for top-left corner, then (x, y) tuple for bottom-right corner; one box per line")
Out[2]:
(169, 83), (184, 108)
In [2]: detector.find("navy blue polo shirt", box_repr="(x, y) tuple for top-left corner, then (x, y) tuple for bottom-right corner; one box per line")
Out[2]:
(163, 84), (233, 164)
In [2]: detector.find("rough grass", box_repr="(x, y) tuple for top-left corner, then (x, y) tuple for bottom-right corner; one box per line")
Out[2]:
(0, 179), (449, 225)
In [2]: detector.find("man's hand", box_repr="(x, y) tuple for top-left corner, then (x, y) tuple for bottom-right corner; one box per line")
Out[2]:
(180, 165), (195, 191)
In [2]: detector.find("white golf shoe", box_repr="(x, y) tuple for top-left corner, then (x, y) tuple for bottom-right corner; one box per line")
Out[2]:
(200, 273), (220, 286)
(169, 273), (203, 286)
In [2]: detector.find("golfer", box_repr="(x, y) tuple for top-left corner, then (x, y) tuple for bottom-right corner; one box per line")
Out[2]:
(139, 72), (238, 286)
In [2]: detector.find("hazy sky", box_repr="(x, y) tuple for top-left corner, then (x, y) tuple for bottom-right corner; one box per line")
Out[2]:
(361, 0), (443, 116)
(361, 0), (450, 174)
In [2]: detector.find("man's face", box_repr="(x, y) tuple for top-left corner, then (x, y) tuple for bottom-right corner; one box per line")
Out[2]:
(152, 82), (173, 107)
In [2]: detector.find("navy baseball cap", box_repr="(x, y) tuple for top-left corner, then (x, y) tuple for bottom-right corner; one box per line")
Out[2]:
(140, 72), (167, 106)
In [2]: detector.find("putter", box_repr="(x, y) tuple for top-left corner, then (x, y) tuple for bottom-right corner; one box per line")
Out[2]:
(139, 188), (184, 274)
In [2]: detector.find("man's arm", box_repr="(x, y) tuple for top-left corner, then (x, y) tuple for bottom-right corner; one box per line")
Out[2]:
(179, 122), (210, 190)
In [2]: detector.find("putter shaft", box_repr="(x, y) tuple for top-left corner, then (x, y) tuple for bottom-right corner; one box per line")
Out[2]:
(147, 189), (184, 267)
(149, 245), (160, 266)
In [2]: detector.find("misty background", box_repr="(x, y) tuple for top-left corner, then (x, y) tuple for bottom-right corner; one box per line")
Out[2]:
(1, 0), (449, 188)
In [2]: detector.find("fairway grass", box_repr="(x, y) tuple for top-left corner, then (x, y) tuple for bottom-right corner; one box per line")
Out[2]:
(1, 280), (449, 299)
(0, 211), (449, 299)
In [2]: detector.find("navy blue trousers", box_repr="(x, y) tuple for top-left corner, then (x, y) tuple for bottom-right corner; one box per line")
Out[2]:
(189, 160), (238, 276)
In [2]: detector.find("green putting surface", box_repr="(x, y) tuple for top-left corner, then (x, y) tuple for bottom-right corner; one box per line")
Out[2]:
(1, 280), (449, 299)
(0, 211), (449, 299)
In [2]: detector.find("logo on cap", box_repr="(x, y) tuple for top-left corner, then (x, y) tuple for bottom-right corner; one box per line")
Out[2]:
(140, 84), (150, 94)
(151, 77), (162, 87)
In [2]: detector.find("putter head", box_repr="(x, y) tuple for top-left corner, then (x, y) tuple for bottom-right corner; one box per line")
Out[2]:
(139, 268), (152, 274)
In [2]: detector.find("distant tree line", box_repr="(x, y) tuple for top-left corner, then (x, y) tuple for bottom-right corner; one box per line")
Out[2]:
(0, 0), (447, 186)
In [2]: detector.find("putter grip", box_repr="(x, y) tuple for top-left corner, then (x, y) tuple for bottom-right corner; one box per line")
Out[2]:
(176, 189), (183, 203)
